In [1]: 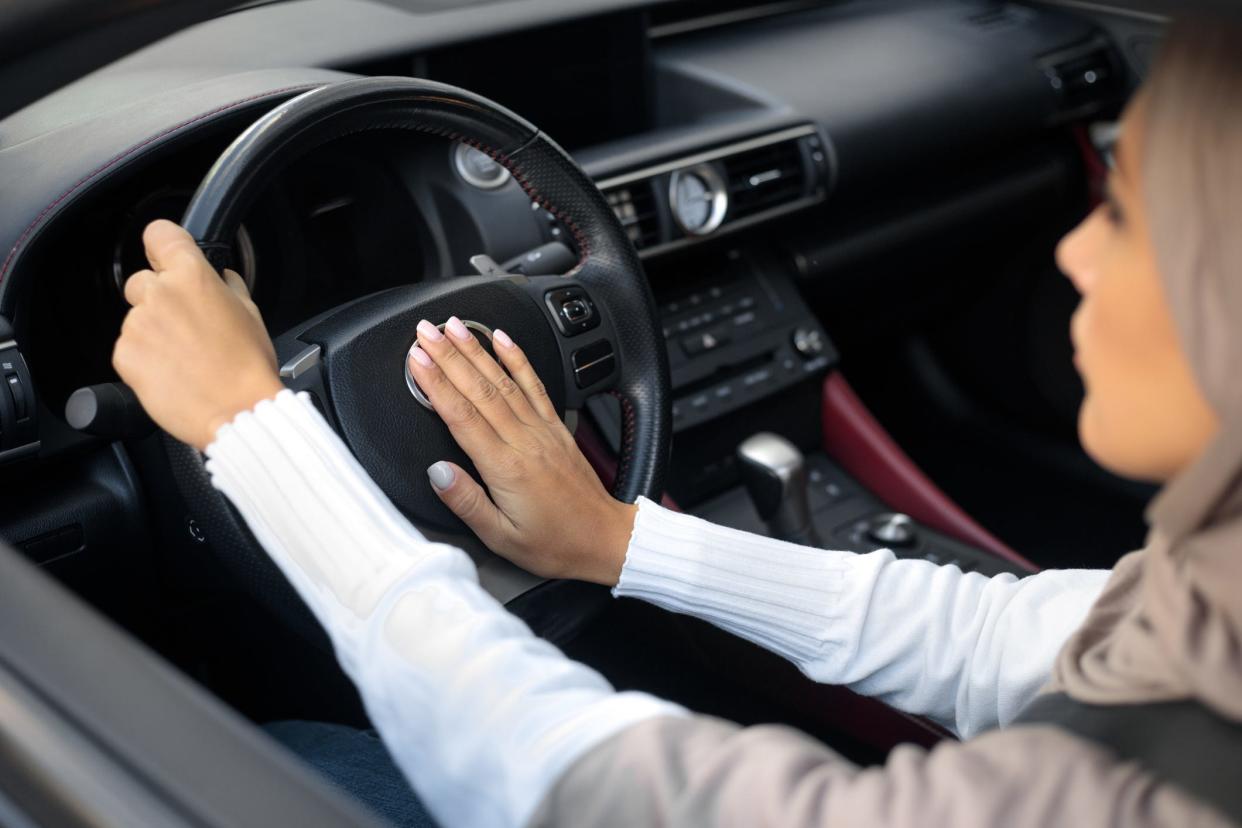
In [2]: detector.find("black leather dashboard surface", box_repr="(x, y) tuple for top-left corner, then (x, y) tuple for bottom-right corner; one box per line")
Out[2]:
(0, 0), (1098, 313)
(0, 68), (352, 313)
(658, 1), (1095, 193)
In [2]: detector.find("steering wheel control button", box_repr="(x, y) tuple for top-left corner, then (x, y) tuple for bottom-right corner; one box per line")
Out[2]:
(406, 320), (494, 410)
(867, 513), (917, 548)
(571, 340), (615, 389)
(562, 299), (591, 325)
(545, 287), (601, 336)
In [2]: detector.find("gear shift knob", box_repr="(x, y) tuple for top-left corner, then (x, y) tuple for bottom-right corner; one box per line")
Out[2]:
(737, 432), (821, 547)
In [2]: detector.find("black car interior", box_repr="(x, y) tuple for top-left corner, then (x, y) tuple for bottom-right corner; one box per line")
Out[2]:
(0, 0), (1169, 817)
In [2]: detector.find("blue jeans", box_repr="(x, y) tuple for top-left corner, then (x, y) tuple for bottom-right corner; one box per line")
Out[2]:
(265, 721), (436, 828)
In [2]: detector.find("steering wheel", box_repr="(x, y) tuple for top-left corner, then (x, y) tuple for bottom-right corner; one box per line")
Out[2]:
(164, 77), (671, 636)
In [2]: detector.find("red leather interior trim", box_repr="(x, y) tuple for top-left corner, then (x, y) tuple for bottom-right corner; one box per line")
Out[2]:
(1073, 124), (1108, 209)
(576, 417), (680, 512)
(822, 372), (1037, 572)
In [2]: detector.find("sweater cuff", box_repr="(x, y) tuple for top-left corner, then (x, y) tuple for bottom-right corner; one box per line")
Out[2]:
(615, 497), (885, 668)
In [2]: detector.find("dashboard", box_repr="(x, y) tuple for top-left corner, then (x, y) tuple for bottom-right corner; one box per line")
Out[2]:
(21, 127), (543, 412)
(0, 0), (1130, 597)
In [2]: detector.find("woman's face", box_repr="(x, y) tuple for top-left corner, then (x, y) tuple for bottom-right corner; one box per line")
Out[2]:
(1056, 96), (1219, 483)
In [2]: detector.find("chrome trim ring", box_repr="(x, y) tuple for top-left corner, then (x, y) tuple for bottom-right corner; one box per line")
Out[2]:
(405, 320), (494, 410)
(452, 143), (512, 190)
(669, 163), (729, 237)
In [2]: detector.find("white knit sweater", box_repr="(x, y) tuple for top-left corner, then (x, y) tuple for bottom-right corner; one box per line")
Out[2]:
(205, 390), (1108, 828)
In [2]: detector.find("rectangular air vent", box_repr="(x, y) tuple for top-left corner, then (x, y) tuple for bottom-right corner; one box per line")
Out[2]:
(594, 125), (828, 257)
(604, 182), (660, 250)
(722, 139), (806, 221)
(1039, 38), (1124, 117)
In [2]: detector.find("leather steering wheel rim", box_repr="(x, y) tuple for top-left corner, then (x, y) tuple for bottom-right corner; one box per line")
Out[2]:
(164, 77), (671, 636)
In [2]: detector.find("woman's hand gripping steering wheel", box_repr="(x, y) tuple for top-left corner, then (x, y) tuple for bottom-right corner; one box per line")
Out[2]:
(113, 220), (283, 451)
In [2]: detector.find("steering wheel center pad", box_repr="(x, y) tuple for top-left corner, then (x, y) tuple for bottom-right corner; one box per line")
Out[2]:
(307, 278), (567, 528)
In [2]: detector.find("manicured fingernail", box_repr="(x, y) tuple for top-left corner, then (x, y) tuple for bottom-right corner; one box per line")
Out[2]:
(417, 319), (443, 341)
(493, 329), (514, 349)
(408, 346), (432, 368)
(446, 316), (471, 341)
(427, 461), (455, 491)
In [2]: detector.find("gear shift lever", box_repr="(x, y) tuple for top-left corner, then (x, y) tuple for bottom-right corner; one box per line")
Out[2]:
(737, 432), (822, 547)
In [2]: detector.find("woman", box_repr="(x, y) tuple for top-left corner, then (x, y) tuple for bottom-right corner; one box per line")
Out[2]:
(111, 16), (1240, 828)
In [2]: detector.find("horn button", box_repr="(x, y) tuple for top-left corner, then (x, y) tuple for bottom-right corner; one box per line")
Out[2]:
(304, 278), (566, 529)
(405, 319), (495, 410)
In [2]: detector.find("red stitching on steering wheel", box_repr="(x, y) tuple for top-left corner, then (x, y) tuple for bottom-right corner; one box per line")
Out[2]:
(610, 390), (638, 487)
(0, 85), (320, 293)
(451, 134), (591, 271)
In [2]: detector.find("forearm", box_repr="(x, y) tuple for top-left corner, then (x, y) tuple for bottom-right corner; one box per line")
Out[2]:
(205, 391), (683, 828)
(616, 500), (1110, 736)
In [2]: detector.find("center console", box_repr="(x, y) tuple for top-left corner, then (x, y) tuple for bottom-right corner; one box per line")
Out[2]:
(662, 250), (834, 432)
(584, 245), (1027, 579)
(587, 246), (833, 446)
(572, 102), (1031, 579)
(700, 448), (1026, 578)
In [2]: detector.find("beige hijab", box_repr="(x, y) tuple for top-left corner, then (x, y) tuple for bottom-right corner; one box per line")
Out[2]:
(1050, 15), (1242, 721)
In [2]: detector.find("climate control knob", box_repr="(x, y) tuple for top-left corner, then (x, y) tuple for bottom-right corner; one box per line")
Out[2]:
(792, 327), (826, 358)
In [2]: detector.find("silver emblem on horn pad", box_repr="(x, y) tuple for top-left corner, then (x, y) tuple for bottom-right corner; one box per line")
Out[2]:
(405, 320), (494, 410)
